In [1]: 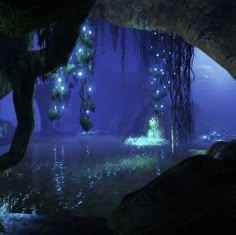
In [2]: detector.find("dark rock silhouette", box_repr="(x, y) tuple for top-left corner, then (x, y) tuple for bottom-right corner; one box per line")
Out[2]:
(109, 142), (236, 234)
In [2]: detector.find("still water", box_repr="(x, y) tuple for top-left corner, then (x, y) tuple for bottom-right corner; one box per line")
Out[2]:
(0, 135), (204, 218)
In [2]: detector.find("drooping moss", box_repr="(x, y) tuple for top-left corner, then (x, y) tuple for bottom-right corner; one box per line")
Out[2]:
(48, 108), (62, 121)
(80, 117), (93, 131)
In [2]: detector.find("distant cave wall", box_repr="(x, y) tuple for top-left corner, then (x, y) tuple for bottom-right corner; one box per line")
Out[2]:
(92, 0), (236, 78)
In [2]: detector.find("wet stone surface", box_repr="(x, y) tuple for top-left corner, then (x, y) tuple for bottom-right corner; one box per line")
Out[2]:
(1, 213), (113, 235)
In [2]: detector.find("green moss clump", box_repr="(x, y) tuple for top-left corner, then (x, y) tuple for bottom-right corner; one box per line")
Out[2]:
(51, 88), (61, 100)
(65, 64), (75, 74)
(48, 108), (61, 121)
(80, 117), (92, 131)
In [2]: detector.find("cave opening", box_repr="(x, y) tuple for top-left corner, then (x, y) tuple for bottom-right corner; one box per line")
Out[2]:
(0, 17), (236, 222)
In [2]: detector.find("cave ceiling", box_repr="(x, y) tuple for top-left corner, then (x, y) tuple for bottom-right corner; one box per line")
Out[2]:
(0, 0), (235, 78)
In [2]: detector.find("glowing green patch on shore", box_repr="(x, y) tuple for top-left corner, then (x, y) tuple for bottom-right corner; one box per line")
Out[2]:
(124, 117), (166, 147)
(92, 154), (159, 175)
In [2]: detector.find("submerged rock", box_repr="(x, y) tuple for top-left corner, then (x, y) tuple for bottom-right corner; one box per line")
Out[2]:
(109, 154), (236, 235)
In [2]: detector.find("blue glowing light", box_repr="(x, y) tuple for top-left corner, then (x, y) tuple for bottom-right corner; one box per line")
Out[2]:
(78, 72), (83, 77)
(160, 105), (164, 108)
(156, 90), (160, 94)
(202, 135), (208, 140)
(156, 168), (161, 176)
(156, 53), (159, 57)
(49, 19), (95, 126)
(154, 68), (158, 71)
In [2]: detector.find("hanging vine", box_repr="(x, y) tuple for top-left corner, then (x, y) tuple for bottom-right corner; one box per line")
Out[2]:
(109, 23), (119, 51)
(148, 31), (195, 145)
(167, 35), (195, 144)
(100, 19), (105, 53)
(46, 18), (96, 132)
(132, 28), (195, 145)
(132, 29), (152, 65)
(120, 28), (126, 86)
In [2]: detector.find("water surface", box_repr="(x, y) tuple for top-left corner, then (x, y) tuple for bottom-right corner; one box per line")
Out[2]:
(0, 135), (204, 217)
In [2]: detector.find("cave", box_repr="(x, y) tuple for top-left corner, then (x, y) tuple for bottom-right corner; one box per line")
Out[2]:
(0, 1), (235, 235)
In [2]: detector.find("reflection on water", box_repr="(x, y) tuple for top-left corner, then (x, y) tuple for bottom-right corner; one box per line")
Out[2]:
(53, 144), (65, 205)
(0, 135), (205, 217)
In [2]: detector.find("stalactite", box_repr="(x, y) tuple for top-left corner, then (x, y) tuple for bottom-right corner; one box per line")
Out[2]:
(109, 23), (119, 51)
(37, 23), (54, 50)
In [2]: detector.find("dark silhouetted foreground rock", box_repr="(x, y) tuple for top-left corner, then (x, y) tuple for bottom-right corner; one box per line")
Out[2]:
(109, 154), (236, 235)
(1, 213), (113, 235)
